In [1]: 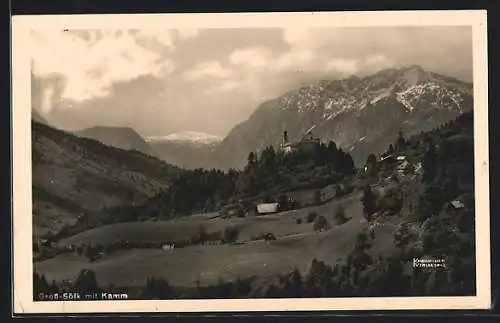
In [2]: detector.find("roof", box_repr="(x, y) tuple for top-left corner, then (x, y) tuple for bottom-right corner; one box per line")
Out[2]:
(379, 154), (394, 162)
(257, 203), (279, 214)
(450, 200), (465, 209)
(397, 160), (410, 170)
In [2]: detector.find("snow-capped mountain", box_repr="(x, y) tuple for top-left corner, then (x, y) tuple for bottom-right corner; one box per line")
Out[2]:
(214, 65), (473, 170)
(146, 131), (222, 170)
(146, 131), (223, 146)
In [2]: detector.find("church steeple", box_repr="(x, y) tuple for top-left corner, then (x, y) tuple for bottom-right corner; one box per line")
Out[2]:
(283, 131), (289, 145)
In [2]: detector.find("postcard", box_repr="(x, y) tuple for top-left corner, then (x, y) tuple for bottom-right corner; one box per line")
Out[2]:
(12, 10), (490, 313)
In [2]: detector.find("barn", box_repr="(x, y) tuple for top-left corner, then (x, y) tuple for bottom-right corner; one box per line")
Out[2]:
(256, 202), (279, 215)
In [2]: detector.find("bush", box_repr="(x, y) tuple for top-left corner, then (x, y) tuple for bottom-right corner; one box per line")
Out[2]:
(307, 211), (318, 223)
(376, 189), (403, 216)
(334, 205), (348, 225)
(264, 233), (277, 241)
(314, 190), (322, 205)
(313, 215), (330, 232)
(222, 227), (240, 244)
(296, 218), (302, 224)
(141, 276), (174, 299)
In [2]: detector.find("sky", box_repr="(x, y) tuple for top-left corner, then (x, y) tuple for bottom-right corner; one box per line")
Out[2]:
(31, 26), (473, 138)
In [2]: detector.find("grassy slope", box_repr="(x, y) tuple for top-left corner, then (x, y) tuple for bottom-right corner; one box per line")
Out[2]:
(35, 190), (399, 289)
(32, 121), (179, 236)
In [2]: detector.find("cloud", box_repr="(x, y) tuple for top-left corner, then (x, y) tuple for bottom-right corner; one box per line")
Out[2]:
(31, 30), (176, 103)
(363, 54), (396, 72)
(326, 58), (360, 76)
(229, 47), (274, 68)
(203, 80), (240, 94)
(182, 60), (233, 81)
(32, 26), (473, 138)
(274, 49), (315, 72)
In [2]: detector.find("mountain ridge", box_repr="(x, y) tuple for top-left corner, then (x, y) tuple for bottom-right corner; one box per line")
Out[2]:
(214, 65), (473, 170)
(32, 120), (179, 236)
(75, 125), (152, 155)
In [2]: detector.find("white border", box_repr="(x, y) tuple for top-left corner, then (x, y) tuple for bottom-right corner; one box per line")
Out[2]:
(12, 10), (490, 314)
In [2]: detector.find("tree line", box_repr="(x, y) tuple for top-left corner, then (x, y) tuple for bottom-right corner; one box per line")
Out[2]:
(53, 140), (357, 239)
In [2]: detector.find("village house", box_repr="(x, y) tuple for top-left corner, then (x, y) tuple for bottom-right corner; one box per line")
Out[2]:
(256, 202), (279, 215)
(448, 199), (465, 212)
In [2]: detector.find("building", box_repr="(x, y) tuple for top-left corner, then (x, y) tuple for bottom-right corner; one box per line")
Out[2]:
(280, 129), (320, 154)
(280, 131), (293, 154)
(295, 131), (321, 152)
(449, 200), (465, 209)
(256, 202), (279, 214)
(397, 160), (412, 175)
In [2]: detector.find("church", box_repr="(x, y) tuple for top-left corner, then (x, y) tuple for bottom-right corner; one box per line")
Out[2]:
(280, 129), (320, 154)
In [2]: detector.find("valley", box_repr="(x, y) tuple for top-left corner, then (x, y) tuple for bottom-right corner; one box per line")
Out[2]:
(31, 67), (476, 300)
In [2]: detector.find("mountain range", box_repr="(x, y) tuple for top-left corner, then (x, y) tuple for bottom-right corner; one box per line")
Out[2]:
(32, 65), (473, 172)
(75, 126), (152, 155)
(214, 65), (473, 169)
(145, 132), (222, 169)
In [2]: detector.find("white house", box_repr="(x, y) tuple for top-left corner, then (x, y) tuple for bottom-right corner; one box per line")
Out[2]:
(257, 203), (279, 214)
(450, 200), (465, 209)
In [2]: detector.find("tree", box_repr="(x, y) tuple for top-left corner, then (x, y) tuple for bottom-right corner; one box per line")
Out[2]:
(314, 190), (322, 205)
(313, 215), (330, 231)
(307, 211), (318, 223)
(222, 227), (240, 244)
(361, 185), (377, 221)
(246, 152), (257, 168)
(395, 131), (406, 151)
(33, 272), (50, 296)
(277, 194), (289, 212)
(74, 269), (100, 294)
(365, 153), (378, 176)
(334, 205), (348, 225)
(422, 142), (438, 183)
(142, 277), (174, 299)
(366, 153), (377, 166)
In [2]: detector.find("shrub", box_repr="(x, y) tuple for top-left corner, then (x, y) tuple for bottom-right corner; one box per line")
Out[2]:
(141, 276), (174, 299)
(314, 190), (322, 205)
(307, 211), (318, 223)
(264, 233), (277, 241)
(313, 215), (330, 232)
(296, 218), (302, 224)
(334, 205), (348, 225)
(222, 227), (240, 244)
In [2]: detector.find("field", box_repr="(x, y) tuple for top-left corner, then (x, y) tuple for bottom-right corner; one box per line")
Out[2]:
(34, 191), (400, 290)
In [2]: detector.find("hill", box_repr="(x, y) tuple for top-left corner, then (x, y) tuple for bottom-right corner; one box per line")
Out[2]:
(76, 126), (152, 155)
(32, 109), (49, 125)
(32, 121), (179, 236)
(215, 65), (473, 170)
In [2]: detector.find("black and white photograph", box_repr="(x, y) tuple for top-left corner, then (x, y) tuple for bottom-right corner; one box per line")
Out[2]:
(12, 10), (490, 313)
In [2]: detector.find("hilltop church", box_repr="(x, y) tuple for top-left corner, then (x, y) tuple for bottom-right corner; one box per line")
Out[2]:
(280, 129), (320, 154)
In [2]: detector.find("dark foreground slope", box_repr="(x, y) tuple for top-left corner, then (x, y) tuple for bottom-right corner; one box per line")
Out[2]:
(32, 121), (179, 235)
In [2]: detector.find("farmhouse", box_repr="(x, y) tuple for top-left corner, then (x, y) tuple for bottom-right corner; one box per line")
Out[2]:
(397, 160), (413, 175)
(449, 199), (465, 210)
(256, 202), (279, 215)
